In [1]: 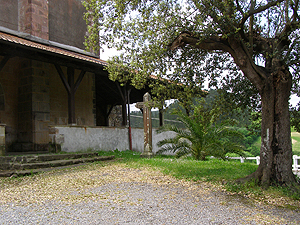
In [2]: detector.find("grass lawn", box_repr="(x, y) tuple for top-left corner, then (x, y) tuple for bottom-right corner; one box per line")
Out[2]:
(136, 157), (257, 182)
(292, 132), (300, 155)
(98, 150), (257, 182)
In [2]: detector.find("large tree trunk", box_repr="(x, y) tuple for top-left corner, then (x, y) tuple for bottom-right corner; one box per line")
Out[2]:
(242, 67), (297, 188)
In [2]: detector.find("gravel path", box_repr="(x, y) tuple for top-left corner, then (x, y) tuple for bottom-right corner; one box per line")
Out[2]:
(0, 163), (299, 224)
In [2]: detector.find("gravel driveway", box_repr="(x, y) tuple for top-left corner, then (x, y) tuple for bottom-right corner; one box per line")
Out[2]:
(0, 163), (299, 224)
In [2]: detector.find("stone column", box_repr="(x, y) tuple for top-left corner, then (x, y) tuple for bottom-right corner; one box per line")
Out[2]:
(0, 125), (5, 156)
(17, 59), (50, 152)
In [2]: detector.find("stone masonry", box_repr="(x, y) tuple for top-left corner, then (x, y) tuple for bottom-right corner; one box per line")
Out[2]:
(0, 125), (5, 156)
(19, 0), (49, 40)
(17, 59), (50, 152)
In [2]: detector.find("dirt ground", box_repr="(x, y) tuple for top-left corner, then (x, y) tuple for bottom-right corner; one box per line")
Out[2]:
(0, 163), (299, 224)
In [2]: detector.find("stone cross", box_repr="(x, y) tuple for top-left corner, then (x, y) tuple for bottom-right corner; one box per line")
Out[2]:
(135, 92), (154, 158)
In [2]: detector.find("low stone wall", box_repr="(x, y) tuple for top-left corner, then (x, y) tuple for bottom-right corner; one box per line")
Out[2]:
(0, 125), (5, 156)
(50, 126), (175, 153)
(131, 128), (176, 153)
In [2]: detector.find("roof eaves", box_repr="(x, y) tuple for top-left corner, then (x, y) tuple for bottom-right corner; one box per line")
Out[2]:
(0, 30), (108, 67)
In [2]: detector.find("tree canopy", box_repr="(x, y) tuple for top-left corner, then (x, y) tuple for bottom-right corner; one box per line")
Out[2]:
(83, 0), (300, 189)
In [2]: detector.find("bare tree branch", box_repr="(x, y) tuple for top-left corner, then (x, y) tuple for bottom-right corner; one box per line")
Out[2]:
(168, 32), (267, 85)
(277, 19), (300, 42)
(239, 38), (267, 80)
(292, 0), (300, 21)
(284, 36), (300, 63)
(239, 0), (285, 27)
(285, 0), (290, 24)
(168, 32), (233, 53)
(235, 0), (244, 15)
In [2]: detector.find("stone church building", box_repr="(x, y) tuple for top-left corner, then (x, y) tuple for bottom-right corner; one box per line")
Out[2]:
(0, 0), (152, 154)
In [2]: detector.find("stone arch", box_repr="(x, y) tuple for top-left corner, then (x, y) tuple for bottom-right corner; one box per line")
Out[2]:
(0, 83), (4, 111)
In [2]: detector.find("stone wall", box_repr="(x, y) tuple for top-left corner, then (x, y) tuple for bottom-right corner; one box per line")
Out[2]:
(50, 126), (176, 153)
(0, 0), (87, 50)
(131, 128), (176, 153)
(0, 57), (96, 152)
(0, 0), (18, 31)
(0, 57), (19, 149)
(49, 0), (86, 49)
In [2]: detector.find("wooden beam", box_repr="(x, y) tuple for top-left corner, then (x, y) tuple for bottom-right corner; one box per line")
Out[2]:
(54, 64), (77, 124)
(116, 82), (128, 126)
(97, 79), (120, 98)
(0, 56), (10, 72)
(74, 70), (86, 93)
(116, 82), (125, 101)
(98, 104), (115, 126)
(107, 104), (114, 117)
(159, 109), (164, 127)
(105, 104), (115, 126)
(54, 64), (70, 93)
(67, 67), (76, 124)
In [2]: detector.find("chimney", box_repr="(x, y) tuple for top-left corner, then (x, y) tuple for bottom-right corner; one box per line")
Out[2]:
(19, 0), (49, 40)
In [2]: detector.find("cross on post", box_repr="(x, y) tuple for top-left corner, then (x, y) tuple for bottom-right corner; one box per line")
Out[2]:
(135, 92), (155, 158)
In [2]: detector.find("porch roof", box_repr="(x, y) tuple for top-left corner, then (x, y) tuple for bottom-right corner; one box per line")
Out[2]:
(0, 30), (107, 71)
(0, 30), (149, 105)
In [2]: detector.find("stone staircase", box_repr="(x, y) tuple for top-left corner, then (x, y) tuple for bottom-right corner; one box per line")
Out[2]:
(0, 152), (115, 177)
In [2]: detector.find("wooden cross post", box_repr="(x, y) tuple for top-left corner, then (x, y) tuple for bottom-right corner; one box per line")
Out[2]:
(135, 92), (155, 158)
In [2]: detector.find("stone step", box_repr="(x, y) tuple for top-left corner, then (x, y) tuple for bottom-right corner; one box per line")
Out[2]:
(0, 152), (100, 167)
(0, 154), (115, 177)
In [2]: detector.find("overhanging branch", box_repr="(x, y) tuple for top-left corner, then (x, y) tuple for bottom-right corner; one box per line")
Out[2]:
(168, 31), (267, 88)
(239, 0), (284, 27)
(168, 32), (234, 54)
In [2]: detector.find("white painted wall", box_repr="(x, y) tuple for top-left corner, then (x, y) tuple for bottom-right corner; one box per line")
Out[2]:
(52, 126), (175, 153)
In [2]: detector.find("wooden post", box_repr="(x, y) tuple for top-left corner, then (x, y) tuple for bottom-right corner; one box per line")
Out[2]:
(67, 67), (76, 124)
(55, 65), (86, 125)
(127, 89), (132, 150)
(159, 108), (164, 127)
(116, 83), (128, 126)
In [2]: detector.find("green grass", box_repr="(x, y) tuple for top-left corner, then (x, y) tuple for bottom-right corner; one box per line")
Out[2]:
(291, 132), (300, 155)
(98, 150), (257, 182)
(137, 157), (257, 182)
(97, 149), (142, 160)
(97, 150), (300, 202)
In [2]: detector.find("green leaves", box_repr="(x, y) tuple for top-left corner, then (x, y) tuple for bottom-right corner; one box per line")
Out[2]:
(157, 100), (246, 160)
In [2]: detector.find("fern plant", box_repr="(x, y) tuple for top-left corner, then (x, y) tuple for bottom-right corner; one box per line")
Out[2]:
(157, 101), (246, 160)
